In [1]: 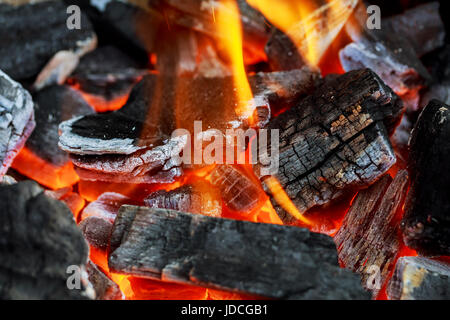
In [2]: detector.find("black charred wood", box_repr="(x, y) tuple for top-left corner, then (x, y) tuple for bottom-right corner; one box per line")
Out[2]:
(0, 181), (93, 299)
(401, 100), (450, 256)
(79, 217), (113, 251)
(144, 185), (203, 214)
(254, 69), (403, 224)
(383, 2), (445, 57)
(334, 170), (409, 297)
(0, 69), (35, 179)
(108, 205), (370, 300)
(0, 1), (96, 81)
(387, 256), (450, 300)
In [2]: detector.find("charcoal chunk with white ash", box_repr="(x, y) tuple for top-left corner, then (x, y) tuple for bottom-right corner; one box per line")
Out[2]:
(254, 69), (403, 224)
(0, 69), (35, 179)
(108, 205), (370, 300)
(86, 261), (123, 300)
(0, 1), (96, 81)
(0, 181), (94, 299)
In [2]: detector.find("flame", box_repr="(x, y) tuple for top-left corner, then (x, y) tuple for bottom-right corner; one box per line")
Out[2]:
(215, 0), (254, 119)
(248, 0), (358, 67)
(263, 176), (312, 226)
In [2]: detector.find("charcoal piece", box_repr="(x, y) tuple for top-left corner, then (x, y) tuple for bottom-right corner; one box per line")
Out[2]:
(144, 183), (222, 217)
(109, 206), (370, 300)
(81, 192), (136, 223)
(383, 2), (445, 58)
(401, 100), (450, 256)
(265, 28), (306, 72)
(0, 69), (35, 179)
(86, 261), (123, 300)
(0, 181), (94, 299)
(1, 175), (16, 185)
(209, 165), (265, 213)
(0, 1), (96, 80)
(421, 45), (450, 108)
(68, 46), (147, 110)
(253, 69), (403, 224)
(340, 7), (431, 110)
(387, 257), (450, 300)
(334, 170), (409, 297)
(27, 85), (93, 167)
(79, 216), (113, 251)
(59, 68), (319, 183)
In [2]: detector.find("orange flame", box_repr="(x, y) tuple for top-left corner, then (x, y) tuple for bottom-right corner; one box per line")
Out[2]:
(248, 0), (358, 67)
(215, 0), (254, 119)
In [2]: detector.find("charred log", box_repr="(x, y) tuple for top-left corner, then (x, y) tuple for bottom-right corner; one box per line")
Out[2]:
(254, 69), (403, 224)
(0, 70), (35, 179)
(0, 1), (96, 81)
(334, 170), (409, 297)
(401, 100), (450, 256)
(108, 205), (369, 300)
(0, 181), (93, 299)
(387, 256), (450, 300)
(265, 28), (306, 72)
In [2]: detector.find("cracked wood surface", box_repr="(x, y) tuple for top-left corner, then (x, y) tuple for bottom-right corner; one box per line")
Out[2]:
(108, 205), (370, 300)
(254, 69), (403, 224)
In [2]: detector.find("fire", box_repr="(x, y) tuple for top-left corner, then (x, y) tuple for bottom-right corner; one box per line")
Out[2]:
(247, 0), (358, 67)
(215, 0), (254, 119)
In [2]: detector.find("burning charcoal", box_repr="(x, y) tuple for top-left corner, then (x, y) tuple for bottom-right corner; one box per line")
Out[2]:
(401, 100), (450, 256)
(0, 1), (96, 81)
(45, 186), (85, 219)
(59, 69), (319, 184)
(340, 3), (431, 110)
(0, 69), (35, 179)
(334, 170), (409, 298)
(109, 206), (370, 300)
(0, 181), (94, 299)
(81, 192), (136, 223)
(383, 2), (445, 58)
(210, 165), (265, 213)
(144, 183), (222, 217)
(387, 257), (450, 300)
(254, 69), (403, 224)
(79, 217), (113, 251)
(265, 28), (306, 72)
(86, 261), (123, 300)
(11, 85), (93, 189)
(1, 175), (16, 185)
(68, 46), (148, 112)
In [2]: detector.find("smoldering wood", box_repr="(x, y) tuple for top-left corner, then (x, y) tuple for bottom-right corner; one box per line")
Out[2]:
(81, 192), (137, 223)
(383, 2), (445, 58)
(0, 1), (96, 80)
(253, 69), (403, 224)
(68, 46), (148, 104)
(0, 181), (93, 299)
(108, 206), (370, 300)
(86, 261), (123, 300)
(26, 85), (94, 167)
(59, 68), (319, 184)
(144, 185), (202, 214)
(387, 256), (450, 300)
(0, 69), (35, 179)
(209, 165), (265, 213)
(265, 28), (306, 72)
(401, 100), (450, 256)
(334, 170), (409, 297)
